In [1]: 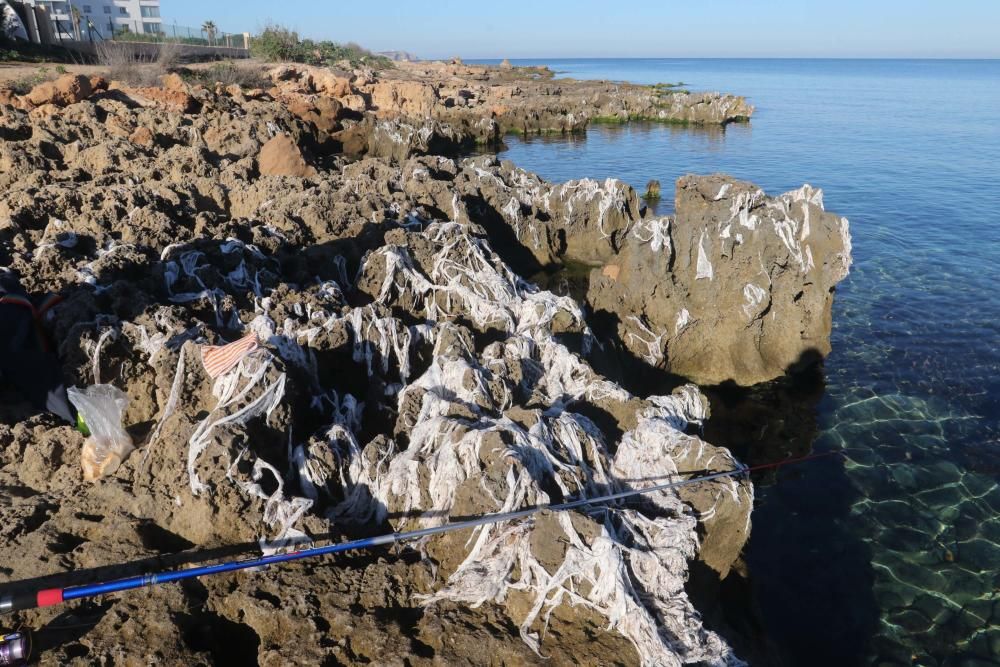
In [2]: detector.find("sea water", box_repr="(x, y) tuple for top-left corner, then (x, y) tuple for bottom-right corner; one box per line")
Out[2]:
(474, 58), (1000, 666)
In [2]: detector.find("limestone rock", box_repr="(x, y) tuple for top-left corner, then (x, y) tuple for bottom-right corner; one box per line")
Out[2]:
(0, 66), (775, 665)
(312, 69), (353, 97)
(161, 72), (190, 94)
(28, 103), (60, 119)
(587, 175), (853, 386)
(424, 156), (642, 269)
(339, 93), (368, 112)
(267, 61), (754, 136)
(25, 74), (93, 107)
(367, 117), (489, 162)
(370, 80), (438, 117)
(258, 133), (317, 177)
(128, 126), (155, 147)
(283, 94), (343, 134)
(107, 82), (196, 114)
(644, 91), (754, 125)
(0, 88), (18, 107)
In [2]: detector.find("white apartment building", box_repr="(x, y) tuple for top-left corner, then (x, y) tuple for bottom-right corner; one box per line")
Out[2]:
(22, 0), (161, 39)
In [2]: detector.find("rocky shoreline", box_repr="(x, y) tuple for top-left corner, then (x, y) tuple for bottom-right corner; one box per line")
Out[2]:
(0, 62), (847, 665)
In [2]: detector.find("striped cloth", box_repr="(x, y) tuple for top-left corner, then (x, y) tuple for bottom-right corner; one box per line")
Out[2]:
(200, 333), (259, 380)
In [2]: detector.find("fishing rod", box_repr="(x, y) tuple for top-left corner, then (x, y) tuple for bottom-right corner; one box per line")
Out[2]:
(0, 449), (843, 664)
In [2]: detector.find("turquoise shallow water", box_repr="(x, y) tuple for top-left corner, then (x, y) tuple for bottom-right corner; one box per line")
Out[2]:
(474, 58), (1000, 666)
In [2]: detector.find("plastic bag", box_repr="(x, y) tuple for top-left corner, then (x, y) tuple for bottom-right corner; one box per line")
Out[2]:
(67, 385), (134, 481)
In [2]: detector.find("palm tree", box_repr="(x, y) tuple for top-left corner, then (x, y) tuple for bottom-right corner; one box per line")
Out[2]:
(69, 3), (82, 41)
(202, 20), (217, 46)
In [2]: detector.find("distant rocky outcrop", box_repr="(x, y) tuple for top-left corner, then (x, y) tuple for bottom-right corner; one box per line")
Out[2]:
(265, 61), (754, 138)
(377, 50), (421, 62)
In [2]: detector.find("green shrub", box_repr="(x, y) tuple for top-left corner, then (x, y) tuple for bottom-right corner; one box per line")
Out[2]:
(250, 23), (391, 69)
(249, 23), (303, 62)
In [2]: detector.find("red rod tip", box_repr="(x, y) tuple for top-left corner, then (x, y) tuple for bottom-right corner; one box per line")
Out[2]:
(37, 589), (64, 607)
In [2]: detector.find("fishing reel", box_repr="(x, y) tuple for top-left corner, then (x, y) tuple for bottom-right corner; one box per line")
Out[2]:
(0, 632), (30, 667)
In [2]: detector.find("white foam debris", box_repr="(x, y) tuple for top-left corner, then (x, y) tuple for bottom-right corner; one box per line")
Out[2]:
(728, 187), (765, 215)
(227, 451), (313, 554)
(137, 343), (187, 478)
(110, 209), (746, 663)
(771, 211), (815, 273)
(347, 308), (416, 381)
(784, 183), (824, 208)
(742, 283), (769, 321)
(626, 316), (667, 365)
(186, 351), (287, 495)
(837, 217), (853, 279)
(727, 188), (765, 231)
(615, 399), (751, 526)
(502, 196), (542, 249)
(411, 385), (745, 667)
(633, 217), (672, 254)
(369, 222), (591, 339)
(554, 178), (632, 240)
(675, 308), (691, 334)
(696, 230), (714, 280)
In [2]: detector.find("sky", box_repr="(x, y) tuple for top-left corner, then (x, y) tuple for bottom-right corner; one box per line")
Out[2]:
(165, 0), (1000, 59)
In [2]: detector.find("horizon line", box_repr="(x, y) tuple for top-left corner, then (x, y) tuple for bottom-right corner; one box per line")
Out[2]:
(457, 56), (1000, 61)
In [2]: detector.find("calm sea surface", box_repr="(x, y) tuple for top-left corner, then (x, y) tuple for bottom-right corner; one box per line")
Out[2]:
(474, 58), (1000, 666)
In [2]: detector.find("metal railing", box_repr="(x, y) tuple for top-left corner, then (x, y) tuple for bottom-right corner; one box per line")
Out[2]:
(75, 19), (247, 49)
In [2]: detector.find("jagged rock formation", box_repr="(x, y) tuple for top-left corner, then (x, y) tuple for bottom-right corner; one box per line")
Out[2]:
(0, 71), (764, 664)
(258, 133), (318, 177)
(268, 61), (754, 136)
(374, 156), (853, 386)
(441, 158), (853, 386)
(589, 175), (853, 385)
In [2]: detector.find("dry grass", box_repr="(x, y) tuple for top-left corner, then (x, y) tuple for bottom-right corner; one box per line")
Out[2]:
(5, 65), (60, 94)
(190, 61), (270, 89)
(96, 41), (181, 87)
